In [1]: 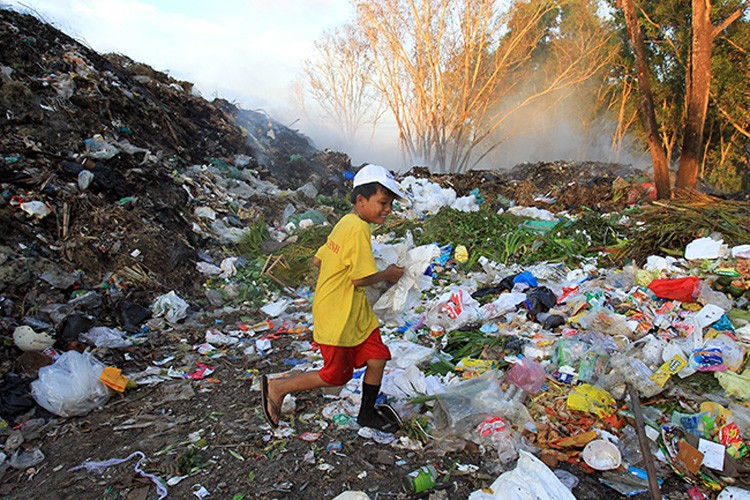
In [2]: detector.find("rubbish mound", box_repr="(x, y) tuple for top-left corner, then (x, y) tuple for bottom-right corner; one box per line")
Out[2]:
(406, 160), (655, 213)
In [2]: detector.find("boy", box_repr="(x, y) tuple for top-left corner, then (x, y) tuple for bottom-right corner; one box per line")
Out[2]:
(261, 164), (406, 432)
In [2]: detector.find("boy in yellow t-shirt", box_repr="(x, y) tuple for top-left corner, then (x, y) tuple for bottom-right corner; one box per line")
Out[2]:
(260, 164), (405, 432)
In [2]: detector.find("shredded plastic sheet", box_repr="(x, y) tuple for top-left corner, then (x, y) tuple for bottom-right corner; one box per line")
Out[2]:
(69, 451), (167, 499)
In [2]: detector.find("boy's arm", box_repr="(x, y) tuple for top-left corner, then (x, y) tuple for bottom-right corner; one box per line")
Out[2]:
(352, 264), (404, 287)
(312, 256), (321, 268)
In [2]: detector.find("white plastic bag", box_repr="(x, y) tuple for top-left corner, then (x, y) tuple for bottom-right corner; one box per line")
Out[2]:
(150, 290), (189, 324)
(426, 288), (482, 332)
(385, 341), (435, 370)
(31, 350), (111, 417)
(468, 450), (576, 500)
(373, 244), (440, 323)
(80, 326), (132, 348)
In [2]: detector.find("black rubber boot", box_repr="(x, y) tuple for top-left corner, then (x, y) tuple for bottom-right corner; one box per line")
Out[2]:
(357, 383), (397, 432)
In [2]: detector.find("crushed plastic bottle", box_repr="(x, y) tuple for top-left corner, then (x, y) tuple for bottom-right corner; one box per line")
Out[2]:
(609, 354), (664, 398)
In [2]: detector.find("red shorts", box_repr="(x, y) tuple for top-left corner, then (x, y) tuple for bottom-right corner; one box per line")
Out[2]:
(318, 328), (391, 386)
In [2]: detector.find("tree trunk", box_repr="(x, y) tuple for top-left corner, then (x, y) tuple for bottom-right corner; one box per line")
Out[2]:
(621, 0), (671, 199)
(677, 0), (713, 190)
(676, 0), (746, 190)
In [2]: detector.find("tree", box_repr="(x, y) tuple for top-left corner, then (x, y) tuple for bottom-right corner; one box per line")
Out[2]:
(303, 24), (385, 145)
(354, 0), (614, 173)
(704, 16), (750, 190)
(676, 0), (746, 190)
(610, 0), (749, 193)
(620, 0), (671, 199)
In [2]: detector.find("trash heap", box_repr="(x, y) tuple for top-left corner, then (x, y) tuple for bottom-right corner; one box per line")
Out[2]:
(3, 5), (750, 500)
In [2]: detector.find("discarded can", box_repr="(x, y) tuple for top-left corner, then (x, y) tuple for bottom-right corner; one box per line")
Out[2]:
(402, 464), (437, 494)
(430, 325), (445, 338)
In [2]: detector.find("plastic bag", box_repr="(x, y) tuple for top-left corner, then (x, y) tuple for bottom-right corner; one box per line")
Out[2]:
(373, 243), (440, 322)
(83, 135), (119, 160)
(505, 357), (546, 395)
(648, 276), (701, 302)
(426, 288), (482, 332)
(385, 341), (434, 370)
(468, 450), (575, 500)
(31, 350), (111, 417)
(80, 326), (132, 348)
(685, 237), (724, 260)
(432, 371), (531, 437)
(150, 290), (189, 324)
(480, 292), (527, 320)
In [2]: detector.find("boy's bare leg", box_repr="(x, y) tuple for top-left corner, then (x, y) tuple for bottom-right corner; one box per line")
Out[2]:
(265, 371), (334, 422)
(363, 358), (386, 385)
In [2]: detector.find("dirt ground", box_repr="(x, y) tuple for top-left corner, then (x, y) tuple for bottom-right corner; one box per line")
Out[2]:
(0, 315), (695, 500)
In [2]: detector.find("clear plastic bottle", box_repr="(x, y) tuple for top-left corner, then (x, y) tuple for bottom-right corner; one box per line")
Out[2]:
(609, 354), (664, 398)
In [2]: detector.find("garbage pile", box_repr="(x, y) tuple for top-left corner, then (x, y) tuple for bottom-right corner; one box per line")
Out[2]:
(3, 6), (750, 500)
(242, 193), (750, 498)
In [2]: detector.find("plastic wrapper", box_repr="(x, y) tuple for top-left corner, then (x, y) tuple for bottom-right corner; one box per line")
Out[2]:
(566, 383), (616, 418)
(31, 350), (111, 417)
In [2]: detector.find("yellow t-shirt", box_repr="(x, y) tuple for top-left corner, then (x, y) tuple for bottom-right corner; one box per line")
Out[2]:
(312, 213), (379, 346)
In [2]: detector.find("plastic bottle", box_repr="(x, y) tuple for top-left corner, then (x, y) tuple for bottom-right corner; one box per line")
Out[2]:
(402, 465), (438, 494)
(609, 354), (664, 398)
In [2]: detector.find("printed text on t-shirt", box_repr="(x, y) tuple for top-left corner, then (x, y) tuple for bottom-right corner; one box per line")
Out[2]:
(327, 240), (341, 254)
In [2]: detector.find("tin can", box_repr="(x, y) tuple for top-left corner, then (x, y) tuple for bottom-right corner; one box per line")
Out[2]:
(429, 325), (445, 338)
(402, 464), (437, 494)
(41, 347), (61, 362)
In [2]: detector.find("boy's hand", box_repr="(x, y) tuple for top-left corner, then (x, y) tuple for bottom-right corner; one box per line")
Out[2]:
(352, 264), (404, 287)
(384, 264), (404, 283)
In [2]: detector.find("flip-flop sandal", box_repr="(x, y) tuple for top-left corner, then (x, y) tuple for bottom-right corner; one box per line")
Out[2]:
(260, 375), (279, 428)
(374, 403), (403, 429)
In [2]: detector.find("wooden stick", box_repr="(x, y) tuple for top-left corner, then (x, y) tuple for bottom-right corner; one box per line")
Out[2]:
(627, 384), (661, 500)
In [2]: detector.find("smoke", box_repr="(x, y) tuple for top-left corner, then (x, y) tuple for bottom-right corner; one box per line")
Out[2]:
(275, 71), (651, 175)
(476, 83), (650, 173)
(272, 97), (406, 171)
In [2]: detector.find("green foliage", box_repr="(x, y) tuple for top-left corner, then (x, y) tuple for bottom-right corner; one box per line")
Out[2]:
(442, 329), (510, 361)
(401, 415), (431, 444)
(177, 448), (208, 475)
(223, 257), (284, 308)
(234, 217), (269, 260)
(273, 224), (331, 287)
(377, 205), (628, 270)
(316, 194), (352, 216)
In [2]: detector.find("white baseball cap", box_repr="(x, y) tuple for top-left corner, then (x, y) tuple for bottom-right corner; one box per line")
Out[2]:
(352, 164), (406, 200)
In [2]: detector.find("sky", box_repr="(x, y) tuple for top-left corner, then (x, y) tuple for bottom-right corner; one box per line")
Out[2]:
(4, 1), (647, 172)
(4, 0), (380, 158)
